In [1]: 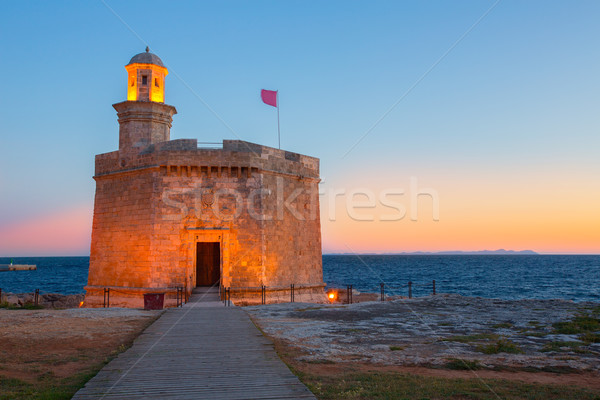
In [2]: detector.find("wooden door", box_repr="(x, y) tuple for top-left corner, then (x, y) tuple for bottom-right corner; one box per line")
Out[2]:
(196, 242), (220, 286)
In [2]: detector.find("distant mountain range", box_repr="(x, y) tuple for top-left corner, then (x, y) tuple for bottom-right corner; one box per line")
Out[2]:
(326, 249), (539, 256)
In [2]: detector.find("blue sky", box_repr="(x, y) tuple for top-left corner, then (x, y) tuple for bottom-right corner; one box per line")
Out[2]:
(1, 1), (599, 255)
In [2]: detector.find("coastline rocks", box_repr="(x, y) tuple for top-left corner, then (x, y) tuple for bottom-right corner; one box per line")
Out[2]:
(246, 294), (600, 372)
(1, 292), (85, 309)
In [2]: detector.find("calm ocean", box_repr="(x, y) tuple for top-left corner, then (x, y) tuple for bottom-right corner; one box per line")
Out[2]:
(1, 255), (599, 302)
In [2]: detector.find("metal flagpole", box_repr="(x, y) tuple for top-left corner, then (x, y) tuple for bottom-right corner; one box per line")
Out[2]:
(277, 91), (280, 149)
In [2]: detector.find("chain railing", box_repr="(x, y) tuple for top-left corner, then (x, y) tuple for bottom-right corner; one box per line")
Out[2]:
(1, 279), (439, 309)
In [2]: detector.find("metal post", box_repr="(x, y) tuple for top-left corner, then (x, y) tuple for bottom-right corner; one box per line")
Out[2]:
(380, 283), (384, 301)
(432, 280), (436, 295)
(347, 285), (353, 304)
(227, 287), (231, 307)
(104, 288), (110, 308)
(34, 289), (39, 306)
(177, 286), (183, 307)
(408, 281), (412, 299)
(261, 285), (266, 305)
(290, 284), (294, 303)
(350, 285), (354, 304)
(277, 91), (280, 149)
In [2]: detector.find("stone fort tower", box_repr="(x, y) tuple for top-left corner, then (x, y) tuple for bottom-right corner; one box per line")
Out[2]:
(84, 49), (325, 307)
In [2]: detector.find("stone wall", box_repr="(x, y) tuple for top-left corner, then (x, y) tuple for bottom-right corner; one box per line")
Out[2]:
(86, 130), (325, 307)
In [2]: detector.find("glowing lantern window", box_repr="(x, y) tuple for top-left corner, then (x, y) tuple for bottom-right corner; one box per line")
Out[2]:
(124, 58), (168, 103)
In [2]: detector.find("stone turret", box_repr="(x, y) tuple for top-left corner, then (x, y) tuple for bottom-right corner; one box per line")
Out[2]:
(113, 48), (177, 152)
(125, 46), (168, 103)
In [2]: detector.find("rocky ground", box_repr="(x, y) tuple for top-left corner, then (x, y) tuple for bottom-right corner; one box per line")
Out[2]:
(246, 294), (600, 374)
(1, 291), (85, 309)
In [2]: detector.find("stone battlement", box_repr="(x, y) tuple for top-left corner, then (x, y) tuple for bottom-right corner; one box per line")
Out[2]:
(95, 139), (320, 179)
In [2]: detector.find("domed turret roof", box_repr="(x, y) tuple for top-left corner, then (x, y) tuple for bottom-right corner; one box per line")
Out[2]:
(127, 47), (165, 67)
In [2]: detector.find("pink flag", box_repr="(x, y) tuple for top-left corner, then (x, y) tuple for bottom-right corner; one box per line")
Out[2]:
(261, 89), (278, 107)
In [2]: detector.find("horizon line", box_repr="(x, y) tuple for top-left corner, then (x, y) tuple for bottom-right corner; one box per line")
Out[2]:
(2, 252), (600, 258)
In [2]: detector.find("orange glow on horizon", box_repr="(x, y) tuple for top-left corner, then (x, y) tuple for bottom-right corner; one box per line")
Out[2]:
(319, 170), (600, 255)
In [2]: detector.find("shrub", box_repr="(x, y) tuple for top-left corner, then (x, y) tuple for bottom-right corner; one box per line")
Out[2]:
(477, 338), (523, 354)
(444, 358), (482, 370)
(541, 341), (582, 352)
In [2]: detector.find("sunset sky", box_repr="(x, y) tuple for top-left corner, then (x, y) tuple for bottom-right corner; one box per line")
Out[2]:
(1, 1), (599, 256)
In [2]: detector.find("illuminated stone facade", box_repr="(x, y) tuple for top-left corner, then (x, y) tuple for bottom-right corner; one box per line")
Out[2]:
(84, 50), (325, 308)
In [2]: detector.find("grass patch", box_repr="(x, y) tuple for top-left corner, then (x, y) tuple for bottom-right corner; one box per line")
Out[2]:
(294, 306), (346, 312)
(444, 358), (483, 370)
(22, 303), (44, 310)
(585, 305), (600, 316)
(0, 314), (159, 400)
(306, 359), (336, 365)
(0, 353), (124, 400)
(580, 332), (600, 344)
(491, 322), (513, 329)
(295, 370), (600, 400)
(388, 346), (404, 351)
(0, 370), (100, 400)
(489, 364), (582, 374)
(442, 333), (499, 343)
(523, 331), (548, 338)
(553, 314), (600, 335)
(551, 312), (600, 347)
(0, 301), (44, 310)
(477, 338), (523, 354)
(295, 306), (325, 312)
(541, 341), (583, 352)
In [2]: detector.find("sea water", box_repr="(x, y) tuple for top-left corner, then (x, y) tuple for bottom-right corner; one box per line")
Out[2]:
(0, 255), (598, 302)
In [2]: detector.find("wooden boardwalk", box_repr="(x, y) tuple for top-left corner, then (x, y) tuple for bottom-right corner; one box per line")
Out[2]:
(73, 288), (316, 400)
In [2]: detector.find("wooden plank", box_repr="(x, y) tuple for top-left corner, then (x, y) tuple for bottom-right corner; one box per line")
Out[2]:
(73, 291), (316, 400)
